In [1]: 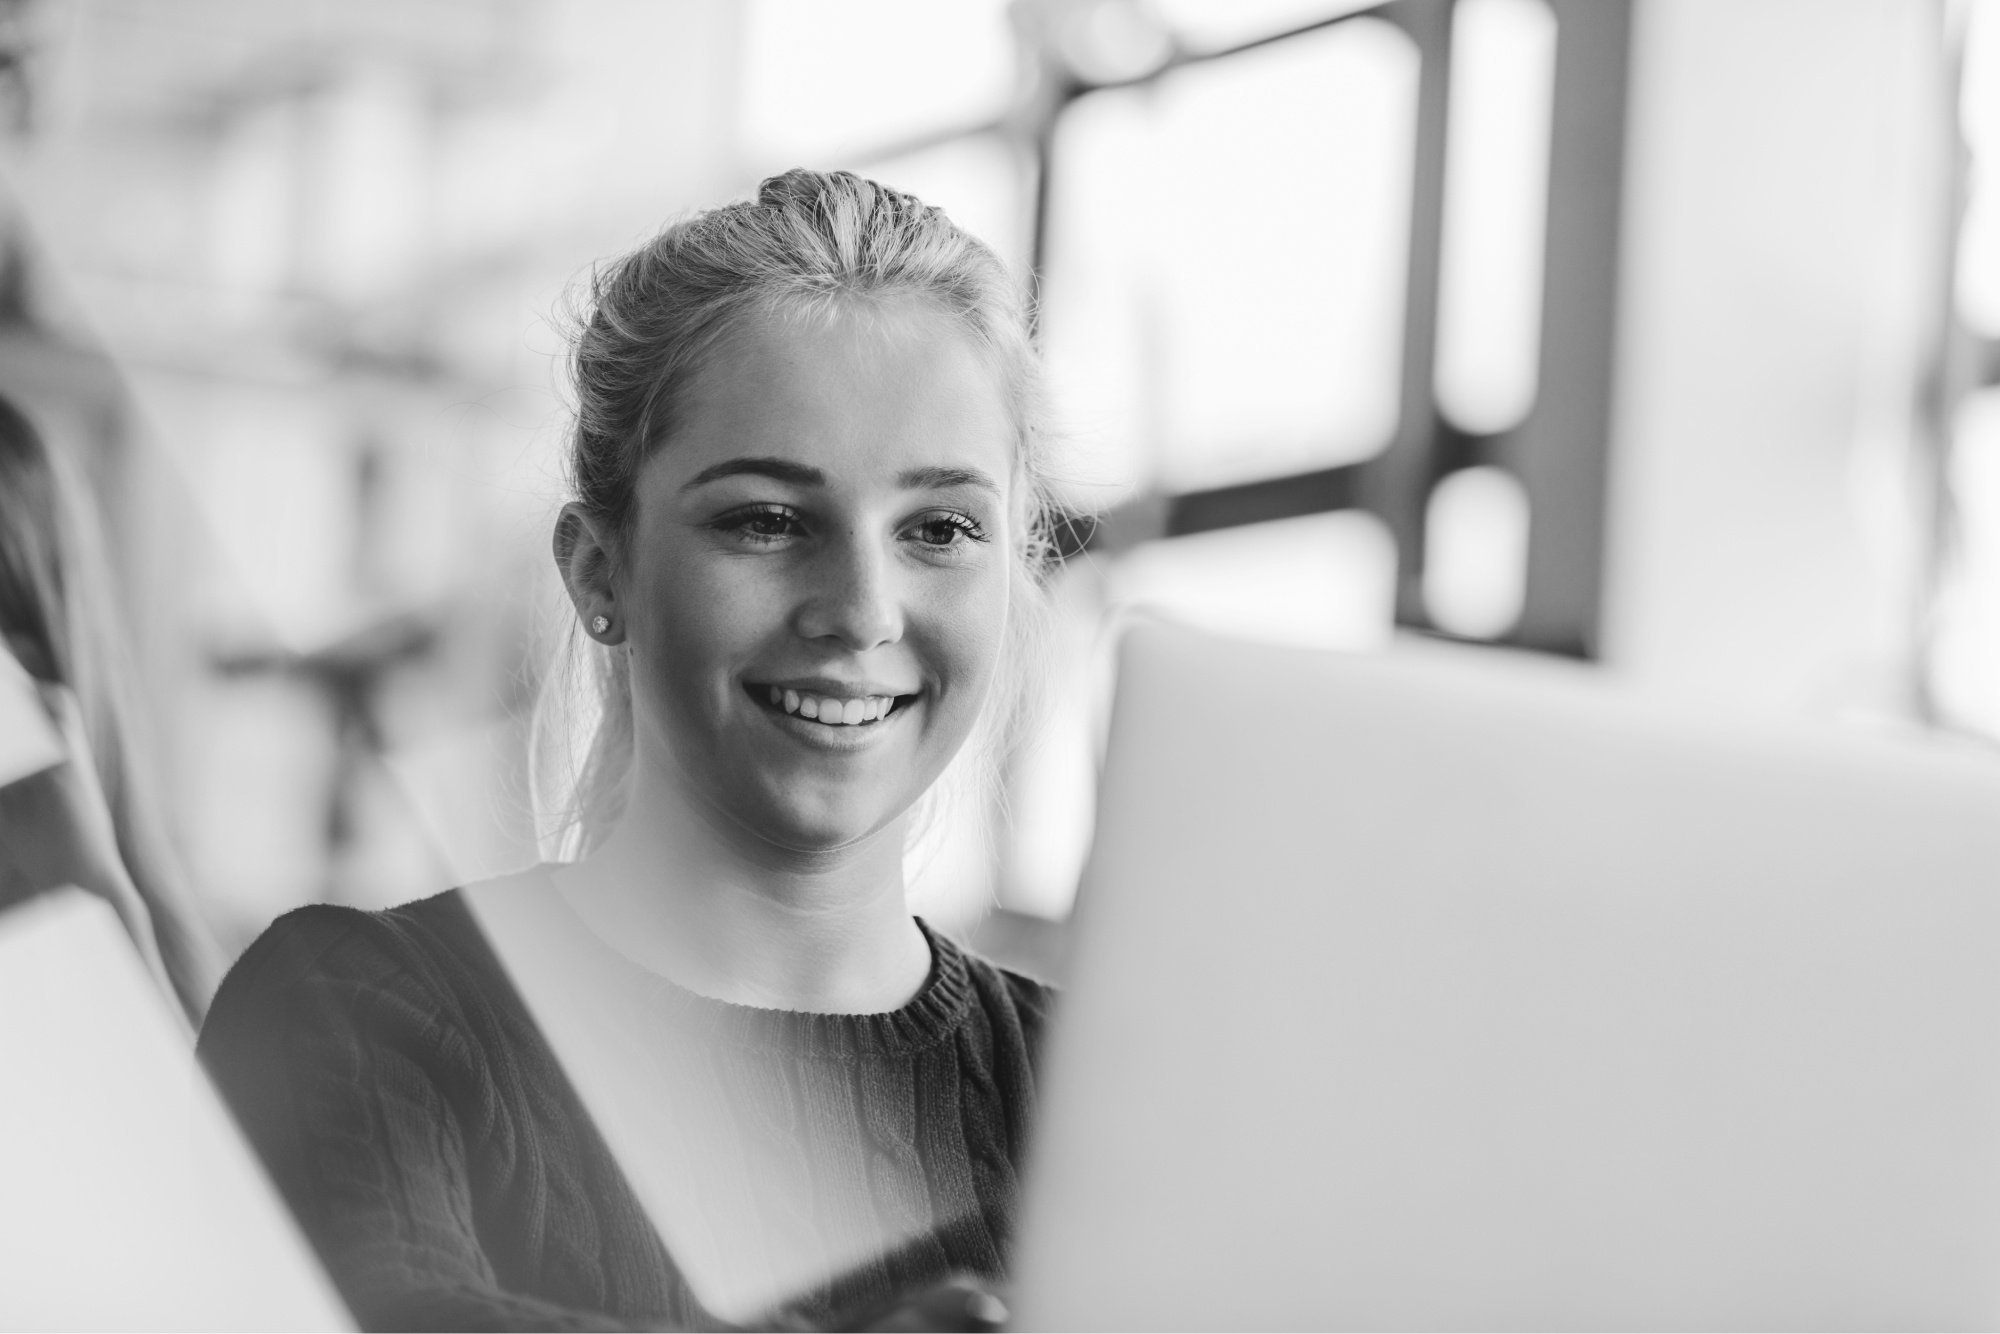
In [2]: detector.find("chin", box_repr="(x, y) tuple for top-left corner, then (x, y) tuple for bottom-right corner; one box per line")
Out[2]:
(738, 788), (908, 857)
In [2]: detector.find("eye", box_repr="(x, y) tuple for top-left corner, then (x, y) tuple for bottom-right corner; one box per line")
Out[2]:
(714, 504), (805, 546)
(904, 510), (988, 552)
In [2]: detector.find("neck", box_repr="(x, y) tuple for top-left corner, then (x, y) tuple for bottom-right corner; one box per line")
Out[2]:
(553, 764), (930, 1014)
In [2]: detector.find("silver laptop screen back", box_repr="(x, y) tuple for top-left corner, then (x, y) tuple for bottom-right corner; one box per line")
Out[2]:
(1012, 624), (2000, 1330)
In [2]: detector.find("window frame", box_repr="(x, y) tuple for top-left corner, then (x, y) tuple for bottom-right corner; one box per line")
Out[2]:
(848, 0), (1635, 659)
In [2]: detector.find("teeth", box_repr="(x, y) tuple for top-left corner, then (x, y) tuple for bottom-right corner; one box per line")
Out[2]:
(769, 689), (903, 726)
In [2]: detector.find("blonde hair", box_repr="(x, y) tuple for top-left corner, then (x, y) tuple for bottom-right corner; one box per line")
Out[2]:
(534, 169), (1059, 859)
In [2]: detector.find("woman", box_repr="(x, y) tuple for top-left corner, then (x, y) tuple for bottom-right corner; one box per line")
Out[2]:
(199, 170), (1061, 1331)
(0, 392), (222, 1024)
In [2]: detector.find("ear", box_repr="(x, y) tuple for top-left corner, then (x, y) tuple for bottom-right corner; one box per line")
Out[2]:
(553, 503), (626, 644)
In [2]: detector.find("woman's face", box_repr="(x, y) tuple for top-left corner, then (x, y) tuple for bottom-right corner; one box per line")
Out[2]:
(610, 301), (1017, 855)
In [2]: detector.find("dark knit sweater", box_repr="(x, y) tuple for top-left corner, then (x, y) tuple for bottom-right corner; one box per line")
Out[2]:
(197, 871), (1054, 1331)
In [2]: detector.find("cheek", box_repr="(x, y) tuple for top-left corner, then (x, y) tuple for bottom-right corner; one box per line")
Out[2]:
(924, 563), (1013, 698)
(625, 552), (774, 717)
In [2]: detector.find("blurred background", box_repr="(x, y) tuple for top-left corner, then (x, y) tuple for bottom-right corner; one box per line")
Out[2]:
(1, 0), (1995, 972)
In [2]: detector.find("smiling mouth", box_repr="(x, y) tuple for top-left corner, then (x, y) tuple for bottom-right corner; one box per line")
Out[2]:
(746, 683), (919, 728)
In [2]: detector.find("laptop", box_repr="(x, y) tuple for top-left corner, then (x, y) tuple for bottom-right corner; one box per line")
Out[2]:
(1010, 621), (2000, 1330)
(0, 888), (351, 1331)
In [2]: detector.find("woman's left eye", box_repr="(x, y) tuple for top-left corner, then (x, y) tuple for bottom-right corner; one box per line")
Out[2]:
(905, 511), (987, 550)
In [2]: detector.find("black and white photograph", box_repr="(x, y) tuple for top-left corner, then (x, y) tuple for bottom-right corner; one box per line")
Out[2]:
(3, 0), (2000, 1328)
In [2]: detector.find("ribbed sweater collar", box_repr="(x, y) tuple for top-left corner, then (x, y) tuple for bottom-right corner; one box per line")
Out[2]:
(639, 917), (973, 1060)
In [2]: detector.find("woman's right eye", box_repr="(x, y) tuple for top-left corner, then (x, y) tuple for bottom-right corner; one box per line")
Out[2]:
(715, 505), (805, 545)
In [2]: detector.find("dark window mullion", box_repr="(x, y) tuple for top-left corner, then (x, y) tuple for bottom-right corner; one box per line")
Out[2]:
(1357, 0), (1455, 631)
(1495, 0), (1632, 659)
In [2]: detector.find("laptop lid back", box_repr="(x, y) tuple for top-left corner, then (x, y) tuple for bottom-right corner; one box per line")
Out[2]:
(1012, 623), (2000, 1330)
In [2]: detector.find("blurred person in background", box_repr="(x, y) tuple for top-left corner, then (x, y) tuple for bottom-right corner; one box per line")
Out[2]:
(0, 392), (225, 1025)
(200, 170), (1061, 1331)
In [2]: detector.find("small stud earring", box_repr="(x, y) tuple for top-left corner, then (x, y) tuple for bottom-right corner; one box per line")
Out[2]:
(589, 614), (611, 636)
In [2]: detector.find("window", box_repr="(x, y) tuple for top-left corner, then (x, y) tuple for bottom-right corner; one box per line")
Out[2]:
(806, 0), (1632, 922)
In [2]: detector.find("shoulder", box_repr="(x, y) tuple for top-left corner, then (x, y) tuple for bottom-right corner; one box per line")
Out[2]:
(930, 925), (1059, 1063)
(928, 914), (1059, 1019)
(960, 947), (1058, 1021)
(204, 890), (484, 1019)
(196, 881), (540, 1084)
(197, 882), (574, 1167)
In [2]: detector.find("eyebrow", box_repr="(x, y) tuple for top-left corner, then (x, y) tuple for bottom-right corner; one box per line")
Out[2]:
(681, 458), (1002, 496)
(897, 466), (1002, 496)
(681, 457), (826, 491)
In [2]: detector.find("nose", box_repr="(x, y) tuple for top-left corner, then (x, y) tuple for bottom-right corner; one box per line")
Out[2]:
(792, 525), (904, 652)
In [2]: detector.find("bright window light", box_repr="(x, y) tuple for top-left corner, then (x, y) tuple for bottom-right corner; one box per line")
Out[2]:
(1958, 0), (2000, 335)
(857, 134), (1031, 280)
(1040, 21), (1419, 499)
(1433, 0), (1558, 435)
(1151, 0), (1384, 55)
(1934, 389), (2000, 734)
(1152, 22), (1417, 490)
(1041, 89), (1157, 510)
(1109, 510), (1397, 652)
(738, 0), (1016, 163)
(1422, 464), (1530, 639)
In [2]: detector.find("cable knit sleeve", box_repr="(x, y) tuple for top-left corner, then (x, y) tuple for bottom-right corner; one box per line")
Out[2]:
(197, 906), (646, 1333)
